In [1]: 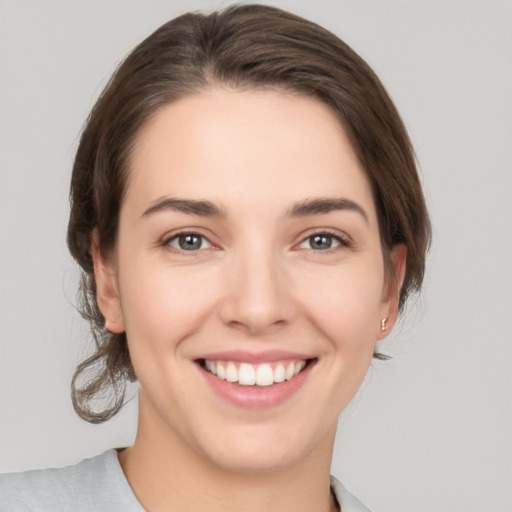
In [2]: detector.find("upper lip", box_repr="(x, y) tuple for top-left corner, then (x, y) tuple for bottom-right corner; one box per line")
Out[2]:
(195, 350), (314, 364)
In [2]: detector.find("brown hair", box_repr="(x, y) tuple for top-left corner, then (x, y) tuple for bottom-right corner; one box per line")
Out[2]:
(67, 4), (431, 423)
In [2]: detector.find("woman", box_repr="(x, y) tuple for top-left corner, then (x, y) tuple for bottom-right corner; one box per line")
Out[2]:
(0, 4), (430, 511)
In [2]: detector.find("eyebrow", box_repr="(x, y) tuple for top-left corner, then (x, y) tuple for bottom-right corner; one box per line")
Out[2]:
(141, 196), (368, 223)
(287, 197), (369, 223)
(141, 197), (225, 219)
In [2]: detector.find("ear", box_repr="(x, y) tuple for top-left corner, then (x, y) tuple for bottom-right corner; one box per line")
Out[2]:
(91, 231), (125, 334)
(377, 244), (407, 340)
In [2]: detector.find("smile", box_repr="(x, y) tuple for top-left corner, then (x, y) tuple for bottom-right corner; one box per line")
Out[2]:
(196, 352), (317, 408)
(202, 359), (308, 386)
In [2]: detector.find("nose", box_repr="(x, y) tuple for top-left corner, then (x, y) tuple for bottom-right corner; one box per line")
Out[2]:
(219, 245), (295, 336)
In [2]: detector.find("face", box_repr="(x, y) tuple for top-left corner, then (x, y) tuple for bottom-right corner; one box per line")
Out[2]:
(95, 88), (404, 473)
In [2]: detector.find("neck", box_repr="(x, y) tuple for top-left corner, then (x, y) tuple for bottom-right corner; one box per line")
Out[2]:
(118, 394), (339, 512)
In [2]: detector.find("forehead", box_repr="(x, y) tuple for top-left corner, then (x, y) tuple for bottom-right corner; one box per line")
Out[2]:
(125, 88), (376, 221)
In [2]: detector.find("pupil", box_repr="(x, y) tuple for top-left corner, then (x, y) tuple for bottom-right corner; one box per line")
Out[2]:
(311, 235), (331, 250)
(179, 234), (201, 250)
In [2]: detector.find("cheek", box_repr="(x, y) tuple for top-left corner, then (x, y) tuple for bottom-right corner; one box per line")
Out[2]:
(117, 259), (222, 354)
(299, 264), (385, 353)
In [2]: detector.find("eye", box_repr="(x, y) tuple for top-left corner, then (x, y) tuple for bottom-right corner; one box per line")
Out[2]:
(166, 233), (212, 251)
(298, 233), (344, 251)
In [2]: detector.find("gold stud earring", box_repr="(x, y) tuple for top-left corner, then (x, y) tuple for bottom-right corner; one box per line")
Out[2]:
(380, 317), (388, 331)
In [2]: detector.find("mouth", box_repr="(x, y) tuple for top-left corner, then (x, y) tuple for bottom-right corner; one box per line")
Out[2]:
(198, 358), (316, 387)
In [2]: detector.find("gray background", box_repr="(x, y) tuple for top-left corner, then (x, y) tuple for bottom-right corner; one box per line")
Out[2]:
(1, 1), (511, 510)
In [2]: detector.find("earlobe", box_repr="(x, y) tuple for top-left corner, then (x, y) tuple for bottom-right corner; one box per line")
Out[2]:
(377, 244), (407, 340)
(91, 232), (125, 334)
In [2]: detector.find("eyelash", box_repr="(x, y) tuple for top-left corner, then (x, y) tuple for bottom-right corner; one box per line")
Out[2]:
(298, 230), (351, 252)
(162, 229), (351, 254)
(162, 231), (214, 253)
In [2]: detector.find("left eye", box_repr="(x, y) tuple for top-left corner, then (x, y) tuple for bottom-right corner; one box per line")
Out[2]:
(299, 233), (342, 251)
(166, 233), (212, 251)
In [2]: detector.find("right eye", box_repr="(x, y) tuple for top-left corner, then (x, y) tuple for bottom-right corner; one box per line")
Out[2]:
(165, 233), (212, 251)
(299, 233), (342, 251)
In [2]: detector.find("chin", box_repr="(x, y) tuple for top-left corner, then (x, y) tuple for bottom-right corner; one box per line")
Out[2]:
(195, 421), (332, 475)
(204, 442), (302, 474)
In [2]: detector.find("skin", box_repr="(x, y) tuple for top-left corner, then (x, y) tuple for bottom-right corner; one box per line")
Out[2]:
(93, 88), (406, 512)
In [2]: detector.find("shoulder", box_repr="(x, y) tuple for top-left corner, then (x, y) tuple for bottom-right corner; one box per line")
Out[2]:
(0, 449), (143, 512)
(330, 475), (372, 512)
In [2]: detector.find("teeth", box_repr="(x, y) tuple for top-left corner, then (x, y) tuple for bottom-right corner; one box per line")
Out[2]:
(239, 363), (256, 385)
(285, 362), (295, 380)
(294, 361), (306, 375)
(226, 363), (238, 383)
(216, 363), (226, 380)
(256, 364), (274, 386)
(204, 359), (308, 386)
(274, 364), (285, 383)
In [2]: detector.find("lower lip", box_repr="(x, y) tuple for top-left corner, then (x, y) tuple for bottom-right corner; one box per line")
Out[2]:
(198, 361), (315, 409)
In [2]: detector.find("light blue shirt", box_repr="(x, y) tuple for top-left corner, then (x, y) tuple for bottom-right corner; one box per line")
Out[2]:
(0, 450), (370, 511)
